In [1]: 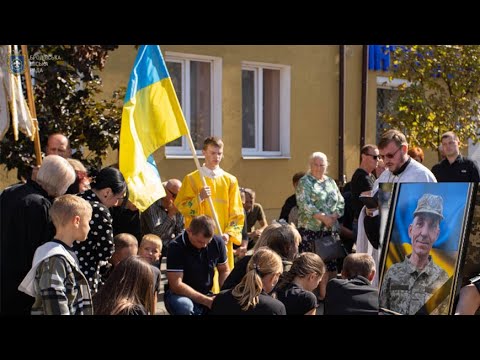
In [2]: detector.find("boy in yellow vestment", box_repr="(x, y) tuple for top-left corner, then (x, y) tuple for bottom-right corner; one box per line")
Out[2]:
(175, 137), (244, 291)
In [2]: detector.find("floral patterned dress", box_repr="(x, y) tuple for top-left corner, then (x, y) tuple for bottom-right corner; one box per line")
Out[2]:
(296, 173), (344, 270)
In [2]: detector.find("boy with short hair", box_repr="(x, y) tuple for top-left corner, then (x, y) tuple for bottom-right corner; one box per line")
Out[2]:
(139, 234), (162, 265)
(175, 136), (244, 271)
(138, 234), (163, 300)
(18, 194), (93, 315)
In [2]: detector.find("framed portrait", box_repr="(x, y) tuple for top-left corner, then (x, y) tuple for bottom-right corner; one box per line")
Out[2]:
(378, 182), (477, 315)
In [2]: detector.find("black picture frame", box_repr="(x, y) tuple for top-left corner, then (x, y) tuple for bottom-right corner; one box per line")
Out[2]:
(378, 182), (477, 315)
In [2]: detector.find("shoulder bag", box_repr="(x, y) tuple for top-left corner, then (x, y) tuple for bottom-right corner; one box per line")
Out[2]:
(314, 232), (347, 263)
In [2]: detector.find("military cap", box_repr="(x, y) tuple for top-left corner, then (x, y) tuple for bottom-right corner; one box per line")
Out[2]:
(413, 194), (443, 220)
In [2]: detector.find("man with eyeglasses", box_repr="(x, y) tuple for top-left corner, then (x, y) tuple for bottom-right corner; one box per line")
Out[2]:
(356, 130), (436, 287)
(140, 178), (184, 260)
(350, 144), (379, 240)
(374, 130), (436, 187)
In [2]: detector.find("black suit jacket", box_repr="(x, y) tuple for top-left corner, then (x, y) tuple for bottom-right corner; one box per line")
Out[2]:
(324, 276), (379, 315)
(0, 180), (54, 314)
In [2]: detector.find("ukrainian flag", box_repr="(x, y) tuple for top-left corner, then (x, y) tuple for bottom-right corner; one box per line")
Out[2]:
(120, 45), (188, 212)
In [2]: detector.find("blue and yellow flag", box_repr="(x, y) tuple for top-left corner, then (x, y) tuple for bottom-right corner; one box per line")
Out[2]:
(119, 45), (188, 212)
(386, 182), (471, 277)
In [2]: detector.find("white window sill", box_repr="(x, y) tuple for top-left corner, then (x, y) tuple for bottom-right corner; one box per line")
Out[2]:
(242, 156), (291, 160)
(165, 155), (205, 160)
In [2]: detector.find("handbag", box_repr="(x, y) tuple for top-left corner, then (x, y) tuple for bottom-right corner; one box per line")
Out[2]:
(313, 232), (347, 262)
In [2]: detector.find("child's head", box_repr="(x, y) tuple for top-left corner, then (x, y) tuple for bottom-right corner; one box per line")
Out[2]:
(277, 252), (325, 292)
(50, 194), (92, 241)
(139, 234), (162, 264)
(111, 233), (138, 266)
(234, 247), (283, 308)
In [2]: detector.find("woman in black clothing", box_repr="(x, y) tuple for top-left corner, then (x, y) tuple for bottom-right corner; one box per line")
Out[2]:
(210, 248), (285, 315)
(221, 222), (301, 290)
(276, 252), (325, 315)
(73, 166), (127, 293)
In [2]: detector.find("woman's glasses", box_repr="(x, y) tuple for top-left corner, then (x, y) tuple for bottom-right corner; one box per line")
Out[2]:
(366, 154), (379, 160)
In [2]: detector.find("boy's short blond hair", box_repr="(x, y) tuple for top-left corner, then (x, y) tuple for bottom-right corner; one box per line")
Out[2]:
(203, 136), (224, 150)
(141, 234), (162, 252)
(50, 194), (92, 228)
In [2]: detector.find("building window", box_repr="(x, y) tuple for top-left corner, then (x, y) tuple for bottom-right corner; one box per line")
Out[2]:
(165, 52), (222, 156)
(242, 61), (290, 157)
(376, 76), (408, 144)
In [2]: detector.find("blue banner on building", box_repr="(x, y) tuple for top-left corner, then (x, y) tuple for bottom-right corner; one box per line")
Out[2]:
(368, 45), (395, 71)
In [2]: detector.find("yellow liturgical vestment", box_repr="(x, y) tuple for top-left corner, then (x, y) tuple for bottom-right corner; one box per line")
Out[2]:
(175, 166), (245, 292)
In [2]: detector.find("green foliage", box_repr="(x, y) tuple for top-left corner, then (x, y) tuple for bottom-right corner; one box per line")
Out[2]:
(0, 45), (125, 176)
(382, 45), (480, 150)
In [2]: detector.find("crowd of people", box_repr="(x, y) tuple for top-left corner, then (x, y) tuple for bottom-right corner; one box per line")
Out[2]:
(1, 129), (480, 315)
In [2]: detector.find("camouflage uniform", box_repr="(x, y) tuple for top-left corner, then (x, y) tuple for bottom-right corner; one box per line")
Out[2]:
(379, 255), (449, 315)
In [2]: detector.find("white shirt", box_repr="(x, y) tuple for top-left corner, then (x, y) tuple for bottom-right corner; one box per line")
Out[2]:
(373, 158), (437, 192)
(357, 157), (437, 287)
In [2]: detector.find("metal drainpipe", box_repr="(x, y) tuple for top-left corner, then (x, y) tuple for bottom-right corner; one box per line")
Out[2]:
(338, 45), (345, 185)
(360, 45), (368, 149)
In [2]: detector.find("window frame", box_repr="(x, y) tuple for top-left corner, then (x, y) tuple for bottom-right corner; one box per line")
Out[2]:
(164, 51), (222, 157)
(376, 76), (410, 90)
(241, 61), (291, 158)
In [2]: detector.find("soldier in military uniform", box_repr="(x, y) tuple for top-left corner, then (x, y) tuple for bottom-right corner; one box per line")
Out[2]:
(379, 194), (449, 315)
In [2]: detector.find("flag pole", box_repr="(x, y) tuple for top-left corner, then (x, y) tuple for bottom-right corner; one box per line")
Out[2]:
(184, 132), (223, 236)
(21, 45), (42, 166)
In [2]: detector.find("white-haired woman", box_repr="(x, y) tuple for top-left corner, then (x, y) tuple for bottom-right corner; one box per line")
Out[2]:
(296, 152), (344, 299)
(0, 155), (76, 314)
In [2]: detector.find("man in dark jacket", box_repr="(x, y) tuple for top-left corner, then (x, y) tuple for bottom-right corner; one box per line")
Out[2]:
(278, 171), (305, 226)
(432, 131), (480, 182)
(324, 253), (378, 315)
(0, 155), (75, 315)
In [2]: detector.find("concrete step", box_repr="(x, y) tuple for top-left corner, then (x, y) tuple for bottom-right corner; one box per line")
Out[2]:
(155, 257), (168, 315)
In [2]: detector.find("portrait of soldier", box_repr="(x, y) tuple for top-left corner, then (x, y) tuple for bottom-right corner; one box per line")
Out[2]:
(379, 193), (449, 315)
